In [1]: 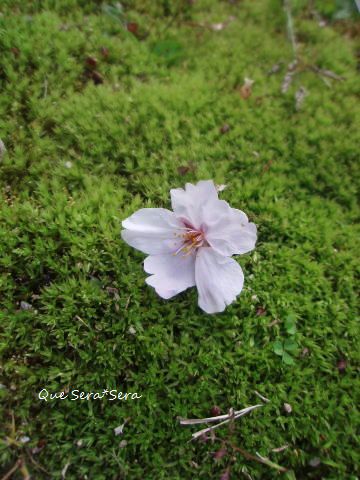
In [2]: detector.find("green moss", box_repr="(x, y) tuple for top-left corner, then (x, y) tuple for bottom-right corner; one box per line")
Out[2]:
(0, 0), (359, 478)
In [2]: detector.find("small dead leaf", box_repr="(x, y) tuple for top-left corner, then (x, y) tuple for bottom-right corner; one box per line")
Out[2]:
(127, 22), (138, 35)
(337, 358), (347, 373)
(85, 56), (98, 68)
(256, 307), (266, 316)
(211, 405), (222, 416)
(178, 165), (191, 175)
(100, 46), (109, 58)
(309, 457), (321, 468)
(214, 447), (227, 460)
(90, 71), (104, 85)
(239, 77), (254, 99)
(220, 467), (231, 480)
(177, 162), (196, 176)
(106, 287), (120, 302)
(20, 301), (33, 310)
(301, 347), (310, 357)
(220, 123), (231, 134)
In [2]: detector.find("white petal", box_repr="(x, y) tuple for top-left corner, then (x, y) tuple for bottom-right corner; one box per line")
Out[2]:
(195, 248), (244, 314)
(121, 208), (184, 255)
(204, 200), (257, 256)
(144, 253), (196, 299)
(170, 180), (218, 229)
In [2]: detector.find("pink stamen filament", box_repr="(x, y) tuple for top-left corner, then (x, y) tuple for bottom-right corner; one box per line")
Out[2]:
(173, 225), (206, 256)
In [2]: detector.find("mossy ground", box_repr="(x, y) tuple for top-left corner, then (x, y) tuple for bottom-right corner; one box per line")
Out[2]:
(0, 1), (359, 479)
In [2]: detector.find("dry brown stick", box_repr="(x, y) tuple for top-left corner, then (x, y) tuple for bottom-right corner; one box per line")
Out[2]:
(179, 406), (260, 425)
(309, 65), (344, 81)
(225, 442), (288, 473)
(187, 405), (263, 440)
(0, 459), (22, 480)
(254, 390), (270, 403)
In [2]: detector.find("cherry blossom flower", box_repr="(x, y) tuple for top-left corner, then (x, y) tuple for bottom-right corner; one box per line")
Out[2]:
(121, 180), (257, 313)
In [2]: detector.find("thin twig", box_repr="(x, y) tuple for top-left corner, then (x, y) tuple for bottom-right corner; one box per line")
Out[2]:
(272, 444), (289, 453)
(75, 315), (90, 329)
(179, 406), (260, 425)
(1, 459), (22, 480)
(178, 407), (253, 425)
(225, 442), (288, 473)
(283, 0), (297, 58)
(256, 452), (288, 472)
(309, 65), (344, 81)
(254, 390), (270, 403)
(186, 405), (263, 440)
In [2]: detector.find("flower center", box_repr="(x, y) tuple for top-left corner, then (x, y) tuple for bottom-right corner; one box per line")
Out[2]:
(174, 223), (206, 256)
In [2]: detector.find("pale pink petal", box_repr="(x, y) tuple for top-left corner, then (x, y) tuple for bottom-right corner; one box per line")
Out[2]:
(121, 208), (184, 255)
(203, 200), (257, 257)
(144, 253), (196, 299)
(195, 248), (244, 313)
(170, 180), (218, 229)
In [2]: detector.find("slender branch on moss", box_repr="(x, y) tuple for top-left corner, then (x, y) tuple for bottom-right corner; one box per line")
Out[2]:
(0, 459), (22, 480)
(179, 405), (263, 440)
(254, 390), (270, 403)
(309, 65), (344, 81)
(223, 441), (288, 473)
(283, 0), (297, 59)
